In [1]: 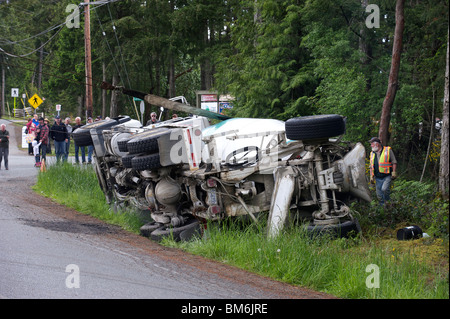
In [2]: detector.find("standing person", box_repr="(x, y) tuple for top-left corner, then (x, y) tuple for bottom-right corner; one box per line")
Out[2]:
(50, 115), (68, 163)
(87, 117), (94, 164)
(36, 117), (50, 164)
(146, 112), (160, 125)
(64, 117), (73, 161)
(44, 118), (52, 154)
(369, 137), (398, 206)
(0, 124), (10, 170)
(32, 113), (39, 127)
(26, 118), (34, 155)
(72, 117), (86, 164)
(32, 138), (42, 167)
(26, 114), (39, 155)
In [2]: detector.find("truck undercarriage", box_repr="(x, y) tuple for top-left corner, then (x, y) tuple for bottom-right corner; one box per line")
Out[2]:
(72, 86), (371, 241)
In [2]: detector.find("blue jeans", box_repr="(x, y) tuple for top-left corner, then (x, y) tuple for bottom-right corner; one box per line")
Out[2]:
(75, 144), (86, 163)
(375, 175), (392, 205)
(40, 143), (48, 162)
(88, 145), (94, 163)
(54, 140), (66, 162)
(65, 140), (70, 161)
(0, 147), (8, 169)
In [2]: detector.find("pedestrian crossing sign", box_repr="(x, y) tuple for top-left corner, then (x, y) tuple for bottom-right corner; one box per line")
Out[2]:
(28, 94), (43, 109)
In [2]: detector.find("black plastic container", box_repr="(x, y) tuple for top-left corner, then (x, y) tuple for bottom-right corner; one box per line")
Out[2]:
(396, 225), (423, 240)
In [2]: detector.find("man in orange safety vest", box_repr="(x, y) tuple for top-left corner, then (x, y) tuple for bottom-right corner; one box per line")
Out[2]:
(369, 137), (398, 205)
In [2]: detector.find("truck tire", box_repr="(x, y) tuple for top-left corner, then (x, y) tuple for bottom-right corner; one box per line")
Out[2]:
(126, 128), (171, 154)
(131, 153), (161, 171)
(150, 218), (201, 242)
(121, 153), (136, 168)
(306, 219), (360, 239)
(117, 136), (131, 152)
(140, 221), (164, 237)
(72, 119), (122, 147)
(285, 114), (345, 141)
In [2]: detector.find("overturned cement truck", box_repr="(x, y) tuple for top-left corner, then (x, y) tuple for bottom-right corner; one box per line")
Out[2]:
(72, 84), (371, 241)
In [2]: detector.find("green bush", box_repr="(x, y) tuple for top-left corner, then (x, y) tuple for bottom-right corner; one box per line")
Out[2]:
(354, 179), (449, 238)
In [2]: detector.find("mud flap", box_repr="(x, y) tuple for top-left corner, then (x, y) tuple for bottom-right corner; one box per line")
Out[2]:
(267, 167), (296, 238)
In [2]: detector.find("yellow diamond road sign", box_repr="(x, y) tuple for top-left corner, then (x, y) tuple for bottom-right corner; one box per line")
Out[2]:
(28, 94), (43, 109)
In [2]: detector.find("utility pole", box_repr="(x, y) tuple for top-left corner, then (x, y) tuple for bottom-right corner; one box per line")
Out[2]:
(84, 0), (93, 119)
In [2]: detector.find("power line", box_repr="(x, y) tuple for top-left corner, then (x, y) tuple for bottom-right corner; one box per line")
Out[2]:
(94, 4), (138, 119)
(105, 3), (138, 119)
(0, 0), (121, 48)
(0, 21), (65, 45)
(107, 3), (131, 89)
(0, 0), (134, 116)
(0, 24), (64, 58)
(0, 58), (99, 89)
(95, 9), (123, 87)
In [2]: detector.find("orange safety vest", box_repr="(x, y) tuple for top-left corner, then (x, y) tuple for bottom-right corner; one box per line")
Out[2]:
(370, 146), (393, 176)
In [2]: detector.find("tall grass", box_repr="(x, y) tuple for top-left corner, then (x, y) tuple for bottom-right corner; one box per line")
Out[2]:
(166, 219), (449, 299)
(33, 162), (144, 233)
(34, 164), (449, 299)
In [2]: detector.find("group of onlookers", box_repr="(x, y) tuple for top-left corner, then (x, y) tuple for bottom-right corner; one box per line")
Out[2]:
(25, 114), (101, 167)
(72, 116), (95, 165)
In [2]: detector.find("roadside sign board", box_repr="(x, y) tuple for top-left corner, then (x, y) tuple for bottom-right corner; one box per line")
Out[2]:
(28, 94), (43, 109)
(11, 88), (19, 97)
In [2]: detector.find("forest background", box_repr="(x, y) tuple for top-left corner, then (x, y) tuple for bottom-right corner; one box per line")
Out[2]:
(2, 1), (449, 298)
(0, 0), (448, 192)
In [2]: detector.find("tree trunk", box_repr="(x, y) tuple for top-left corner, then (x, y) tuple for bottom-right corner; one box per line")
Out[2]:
(110, 74), (119, 118)
(439, 29), (449, 199)
(420, 87), (435, 182)
(359, 0), (372, 91)
(77, 95), (84, 119)
(201, 20), (214, 90)
(166, 54), (175, 121)
(168, 52), (175, 97)
(378, 0), (404, 146)
(102, 62), (106, 118)
(84, 0), (93, 119)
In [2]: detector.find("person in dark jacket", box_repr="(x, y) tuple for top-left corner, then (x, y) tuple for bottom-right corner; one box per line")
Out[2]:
(0, 123), (10, 170)
(50, 115), (68, 162)
(36, 117), (50, 163)
(64, 117), (73, 161)
(72, 117), (86, 164)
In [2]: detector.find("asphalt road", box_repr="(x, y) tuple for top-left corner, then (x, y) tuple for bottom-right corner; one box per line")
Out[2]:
(0, 119), (333, 301)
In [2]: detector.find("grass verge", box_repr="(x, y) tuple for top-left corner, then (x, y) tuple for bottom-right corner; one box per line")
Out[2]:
(162, 218), (448, 299)
(34, 163), (449, 299)
(33, 162), (144, 234)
